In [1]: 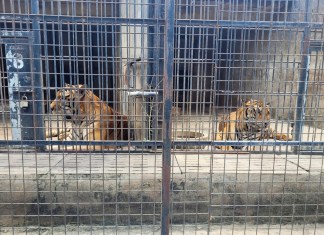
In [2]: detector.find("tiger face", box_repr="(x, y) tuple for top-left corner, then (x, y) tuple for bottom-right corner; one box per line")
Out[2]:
(50, 84), (86, 120)
(243, 99), (271, 130)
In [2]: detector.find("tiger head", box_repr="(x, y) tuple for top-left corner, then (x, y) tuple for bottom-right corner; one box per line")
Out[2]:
(242, 99), (271, 127)
(50, 84), (87, 120)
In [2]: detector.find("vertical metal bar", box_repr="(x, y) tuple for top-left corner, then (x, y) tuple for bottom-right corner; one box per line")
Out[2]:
(31, 0), (45, 149)
(149, 0), (163, 144)
(161, 0), (174, 234)
(293, 0), (312, 152)
(148, 0), (156, 142)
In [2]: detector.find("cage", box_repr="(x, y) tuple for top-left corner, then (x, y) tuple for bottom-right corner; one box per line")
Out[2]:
(1, 0), (324, 234)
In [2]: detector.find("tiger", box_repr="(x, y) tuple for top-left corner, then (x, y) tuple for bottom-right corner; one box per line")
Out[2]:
(215, 99), (292, 150)
(46, 84), (131, 150)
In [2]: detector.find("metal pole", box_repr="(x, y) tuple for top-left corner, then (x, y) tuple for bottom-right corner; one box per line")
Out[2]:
(31, 0), (45, 150)
(161, 0), (175, 234)
(293, 0), (312, 153)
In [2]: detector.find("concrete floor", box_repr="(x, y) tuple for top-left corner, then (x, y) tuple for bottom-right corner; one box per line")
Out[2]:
(1, 113), (318, 152)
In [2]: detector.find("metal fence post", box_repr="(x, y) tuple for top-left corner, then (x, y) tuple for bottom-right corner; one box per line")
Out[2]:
(31, 0), (45, 149)
(3, 28), (44, 148)
(148, 0), (163, 143)
(161, 0), (175, 234)
(293, 0), (312, 153)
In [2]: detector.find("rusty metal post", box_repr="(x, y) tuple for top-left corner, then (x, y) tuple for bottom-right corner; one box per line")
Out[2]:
(31, 0), (45, 150)
(161, 0), (175, 234)
(293, 0), (312, 153)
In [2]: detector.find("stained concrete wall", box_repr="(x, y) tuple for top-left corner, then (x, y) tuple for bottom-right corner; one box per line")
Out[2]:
(1, 153), (324, 227)
(1, 168), (323, 226)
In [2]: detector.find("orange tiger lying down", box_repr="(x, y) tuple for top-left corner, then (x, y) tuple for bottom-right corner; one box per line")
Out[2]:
(215, 99), (292, 150)
(46, 84), (131, 150)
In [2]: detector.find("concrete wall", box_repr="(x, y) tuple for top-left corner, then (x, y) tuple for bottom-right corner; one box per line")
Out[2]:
(1, 165), (323, 226)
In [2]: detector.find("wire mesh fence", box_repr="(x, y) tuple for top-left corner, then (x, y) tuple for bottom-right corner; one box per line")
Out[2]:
(1, 0), (324, 234)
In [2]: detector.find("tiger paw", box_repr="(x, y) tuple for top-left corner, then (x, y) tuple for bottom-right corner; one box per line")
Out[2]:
(276, 134), (292, 141)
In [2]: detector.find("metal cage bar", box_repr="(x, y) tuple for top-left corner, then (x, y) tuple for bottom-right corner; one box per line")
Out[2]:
(293, 0), (312, 152)
(161, 0), (175, 233)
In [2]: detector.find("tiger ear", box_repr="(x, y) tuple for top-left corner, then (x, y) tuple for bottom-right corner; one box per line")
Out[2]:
(77, 84), (86, 98)
(64, 83), (70, 87)
(240, 98), (246, 105)
(266, 102), (270, 107)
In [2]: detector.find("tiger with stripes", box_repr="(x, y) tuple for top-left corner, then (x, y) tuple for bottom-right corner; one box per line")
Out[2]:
(215, 99), (292, 150)
(46, 84), (131, 150)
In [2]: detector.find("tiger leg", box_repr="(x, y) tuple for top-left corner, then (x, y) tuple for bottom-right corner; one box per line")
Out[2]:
(273, 133), (292, 141)
(264, 128), (292, 141)
(46, 129), (61, 138)
(89, 129), (108, 150)
(46, 129), (71, 140)
(91, 126), (118, 150)
(246, 145), (256, 151)
(215, 128), (234, 150)
(58, 129), (71, 140)
(77, 124), (104, 150)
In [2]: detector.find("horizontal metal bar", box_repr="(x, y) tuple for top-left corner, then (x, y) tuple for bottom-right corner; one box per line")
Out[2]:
(1, 14), (323, 29)
(0, 140), (164, 147)
(196, 141), (324, 147)
(0, 14), (163, 25)
(187, 141), (324, 147)
(0, 140), (323, 147)
(214, 90), (299, 95)
(175, 19), (324, 29)
(309, 40), (324, 52)
(0, 31), (32, 38)
(12, 88), (34, 93)
(127, 91), (159, 97)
